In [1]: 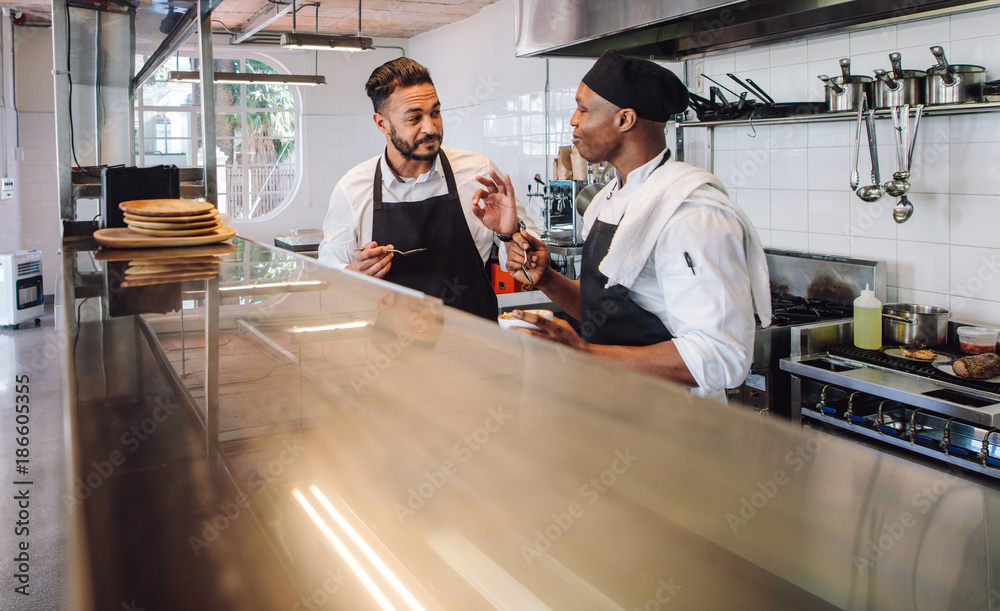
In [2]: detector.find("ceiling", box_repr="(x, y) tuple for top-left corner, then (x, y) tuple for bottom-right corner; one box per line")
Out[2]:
(1, 0), (500, 40)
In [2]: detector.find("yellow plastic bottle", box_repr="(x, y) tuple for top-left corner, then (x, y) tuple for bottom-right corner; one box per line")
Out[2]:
(853, 284), (882, 350)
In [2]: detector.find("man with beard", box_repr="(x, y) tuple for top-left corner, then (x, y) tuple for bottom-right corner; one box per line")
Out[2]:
(473, 50), (771, 400)
(319, 57), (536, 319)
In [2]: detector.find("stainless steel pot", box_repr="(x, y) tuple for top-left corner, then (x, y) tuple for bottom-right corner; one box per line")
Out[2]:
(821, 75), (873, 112)
(926, 46), (985, 105)
(873, 69), (925, 108)
(882, 303), (950, 346)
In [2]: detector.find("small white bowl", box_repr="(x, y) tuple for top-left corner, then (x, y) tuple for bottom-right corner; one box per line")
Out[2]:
(498, 309), (553, 330)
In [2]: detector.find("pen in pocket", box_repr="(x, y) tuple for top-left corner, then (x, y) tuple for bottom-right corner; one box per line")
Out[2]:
(683, 252), (696, 275)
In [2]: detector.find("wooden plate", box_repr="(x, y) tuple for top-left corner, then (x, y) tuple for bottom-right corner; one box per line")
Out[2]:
(119, 199), (216, 217)
(121, 272), (219, 287)
(125, 210), (219, 223)
(125, 256), (223, 266)
(94, 226), (237, 249)
(94, 244), (235, 261)
(126, 218), (222, 230)
(126, 263), (221, 275)
(128, 222), (223, 237)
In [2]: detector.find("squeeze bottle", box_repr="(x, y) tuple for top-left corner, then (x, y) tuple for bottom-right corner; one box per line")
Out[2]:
(853, 284), (882, 350)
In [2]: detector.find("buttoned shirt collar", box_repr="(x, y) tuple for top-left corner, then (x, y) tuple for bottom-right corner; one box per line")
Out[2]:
(379, 149), (442, 188)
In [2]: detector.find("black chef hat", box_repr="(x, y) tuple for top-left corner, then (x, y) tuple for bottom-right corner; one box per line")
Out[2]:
(582, 50), (689, 122)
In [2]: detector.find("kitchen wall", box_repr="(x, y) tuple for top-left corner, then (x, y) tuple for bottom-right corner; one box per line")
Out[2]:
(683, 6), (1000, 326)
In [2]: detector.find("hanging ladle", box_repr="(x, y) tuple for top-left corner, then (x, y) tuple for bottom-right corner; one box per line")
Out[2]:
(884, 104), (910, 197)
(856, 109), (884, 202)
(892, 105), (923, 223)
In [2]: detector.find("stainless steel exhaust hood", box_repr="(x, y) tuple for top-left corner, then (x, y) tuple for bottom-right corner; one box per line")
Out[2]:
(514, 0), (999, 59)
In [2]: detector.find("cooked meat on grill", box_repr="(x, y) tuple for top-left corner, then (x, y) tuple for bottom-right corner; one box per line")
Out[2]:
(900, 339), (937, 360)
(952, 353), (1000, 379)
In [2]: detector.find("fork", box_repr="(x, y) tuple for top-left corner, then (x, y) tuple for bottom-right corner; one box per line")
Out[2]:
(355, 247), (427, 256)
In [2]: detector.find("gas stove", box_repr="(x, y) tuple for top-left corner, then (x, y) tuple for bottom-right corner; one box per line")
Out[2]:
(730, 250), (886, 416)
(781, 320), (1000, 479)
(770, 293), (854, 327)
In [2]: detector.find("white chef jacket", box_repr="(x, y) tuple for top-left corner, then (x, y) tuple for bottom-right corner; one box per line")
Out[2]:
(318, 146), (535, 269)
(582, 150), (755, 397)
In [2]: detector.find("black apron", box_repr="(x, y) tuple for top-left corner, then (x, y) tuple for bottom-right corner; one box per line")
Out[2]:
(580, 152), (673, 346)
(371, 150), (498, 320)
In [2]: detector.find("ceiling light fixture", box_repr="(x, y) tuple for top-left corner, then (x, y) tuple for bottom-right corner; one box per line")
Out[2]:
(280, 0), (373, 52)
(167, 71), (327, 86)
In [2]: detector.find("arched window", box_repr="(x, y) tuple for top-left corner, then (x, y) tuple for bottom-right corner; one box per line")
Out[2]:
(134, 53), (301, 222)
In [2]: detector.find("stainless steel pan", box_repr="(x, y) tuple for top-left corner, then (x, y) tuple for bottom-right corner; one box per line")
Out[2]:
(882, 303), (950, 346)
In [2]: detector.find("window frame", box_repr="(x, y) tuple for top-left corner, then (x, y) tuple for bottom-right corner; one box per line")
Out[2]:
(134, 51), (303, 224)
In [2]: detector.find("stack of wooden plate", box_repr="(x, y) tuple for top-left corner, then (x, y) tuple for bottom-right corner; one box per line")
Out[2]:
(93, 199), (237, 249)
(95, 243), (236, 288)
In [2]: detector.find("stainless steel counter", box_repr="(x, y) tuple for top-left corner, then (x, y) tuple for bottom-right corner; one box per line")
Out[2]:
(60, 236), (1000, 610)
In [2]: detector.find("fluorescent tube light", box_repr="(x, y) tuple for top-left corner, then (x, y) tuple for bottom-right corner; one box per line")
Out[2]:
(167, 71), (327, 86)
(280, 33), (374, 52)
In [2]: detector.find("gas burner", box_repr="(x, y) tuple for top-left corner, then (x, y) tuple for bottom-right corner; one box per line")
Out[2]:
(769, 293), (853, 327)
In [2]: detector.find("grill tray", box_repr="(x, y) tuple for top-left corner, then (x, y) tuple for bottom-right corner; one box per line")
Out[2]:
(829, 344), (1000, 394)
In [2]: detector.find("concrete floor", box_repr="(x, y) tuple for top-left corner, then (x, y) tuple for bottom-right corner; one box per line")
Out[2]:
(0, 304), (68, 610)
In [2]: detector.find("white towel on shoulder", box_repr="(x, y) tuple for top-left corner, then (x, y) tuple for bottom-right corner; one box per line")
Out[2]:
(595, 161), (772, 328)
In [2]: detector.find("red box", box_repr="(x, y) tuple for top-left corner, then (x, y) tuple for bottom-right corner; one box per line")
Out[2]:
(491, 263), (536, 294)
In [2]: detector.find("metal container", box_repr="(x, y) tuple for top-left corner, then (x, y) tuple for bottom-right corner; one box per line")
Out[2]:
(873, 70), (926, 108)
(925, 46), (986, 105)
(881, 303), (950, 346)
(926, 66), (986, 105)
(823, 76), (873, 112)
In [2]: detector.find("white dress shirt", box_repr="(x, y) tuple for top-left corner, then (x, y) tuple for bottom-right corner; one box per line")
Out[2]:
(582, 150), (755, 396)
(318, 146), (535, 269)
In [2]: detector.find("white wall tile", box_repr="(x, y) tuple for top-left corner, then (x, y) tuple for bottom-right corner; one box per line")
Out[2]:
(767, 63), (808, 102)
(949, 34), (1000, 74)
(770, 229), (809, 251)
(808, 121), (851, 148)
(897, 240), (950, 293)
(736, 125), (770, 150)
(770, 40), (809, 67)
(808, 190), (851, 236)
(950, 246), (1000, 303)
(809, 234), (850, 257)
(734, 47), (771, 71)
(896, 16), (950, 48)
(850, 26), (898, 55)
(712, 126), (737, 151)
(950, 7), (1000, 40)
(769, 149), (808, 190)
(949, 113), (1000, 144)
(768, 123), (808, 149)
(894, 288), (950, 310)
(808, 33), (851, 62)
(735, 188), (770, 229)
(702, 53), (736, 80)
(770, 191), (808, 232)
(807, 146), (850, 191)
(851, 237), (897, 285)
(895, 192), (949, 244)
(950, 142), (1000, 196)
(733, 149), (770, 189)
(950, 296), (1000, 327)
(950, 194), (1000, 249)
